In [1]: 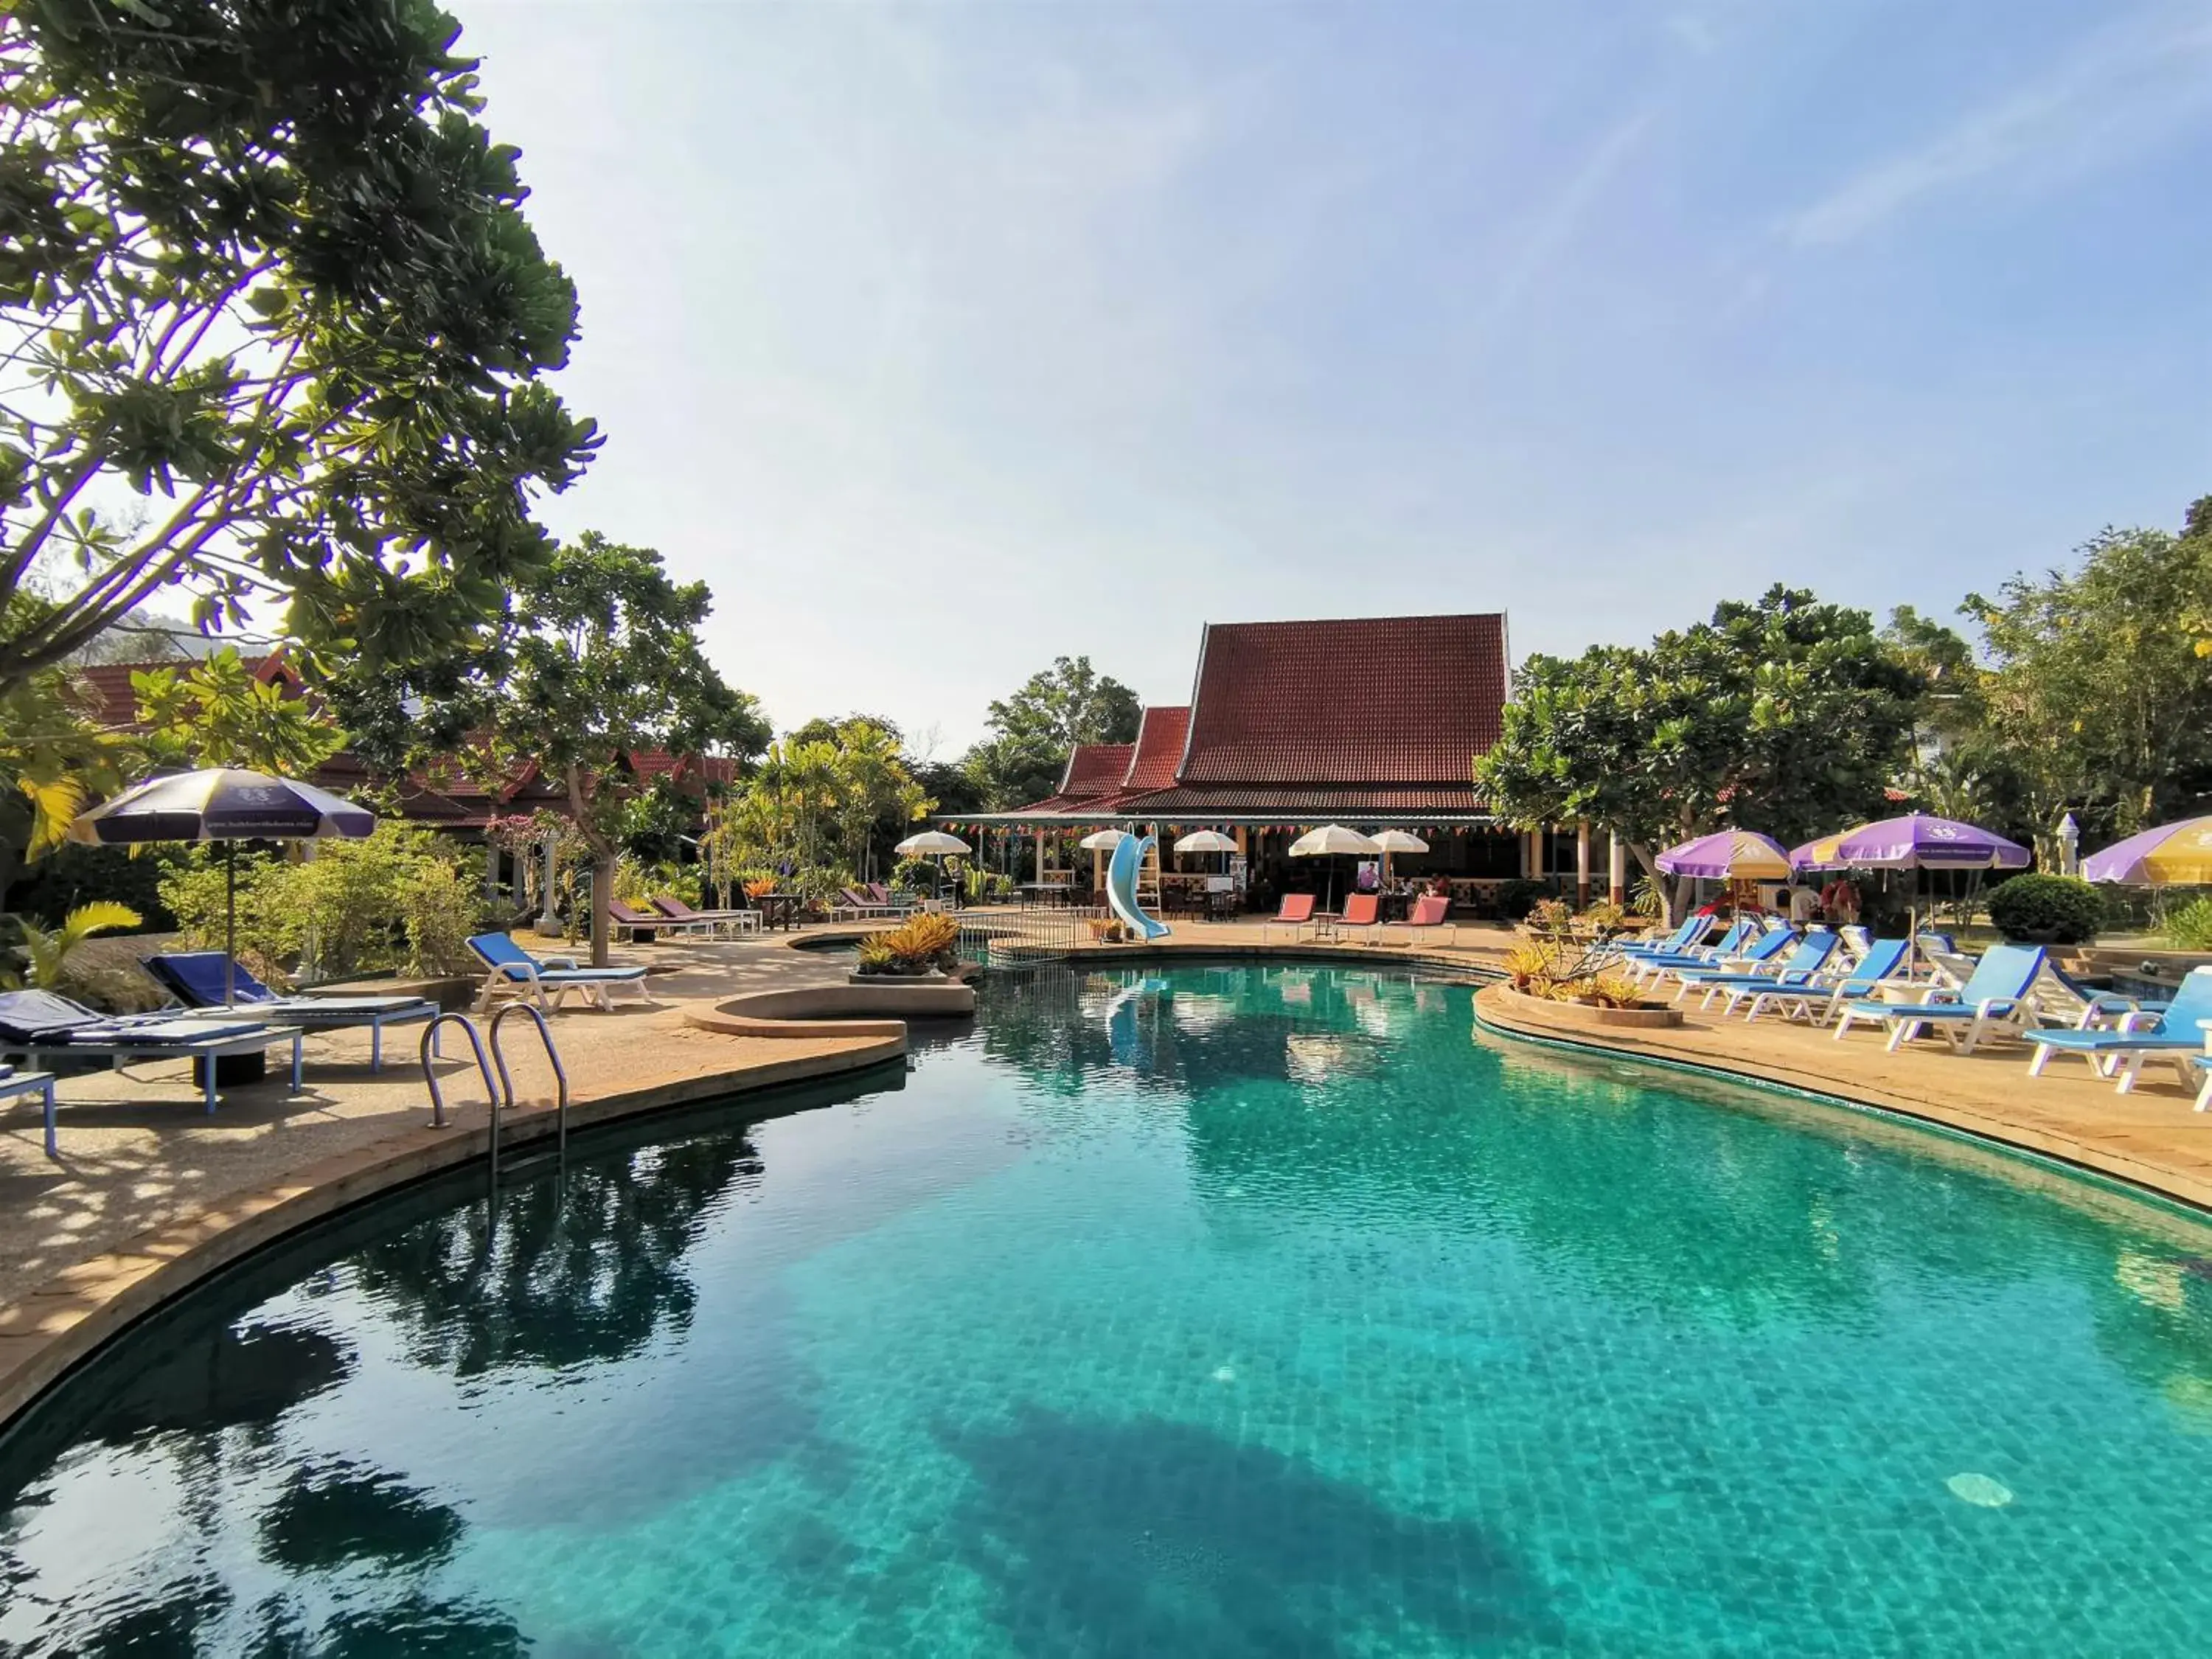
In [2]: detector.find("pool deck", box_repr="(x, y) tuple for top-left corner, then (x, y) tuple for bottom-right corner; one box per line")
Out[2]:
(6, 915), (2212, 1432)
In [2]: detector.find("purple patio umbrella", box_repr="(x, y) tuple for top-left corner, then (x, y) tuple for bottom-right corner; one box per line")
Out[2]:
(1655, 829), (1792, 881)
(70, 768), (377, 1006)
(1790, 813), (2030, 968)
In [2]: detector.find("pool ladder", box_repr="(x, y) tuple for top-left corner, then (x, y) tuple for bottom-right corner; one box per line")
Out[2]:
(419, 1005), (571, 1184)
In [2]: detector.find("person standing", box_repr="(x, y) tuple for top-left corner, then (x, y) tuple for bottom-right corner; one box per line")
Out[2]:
(1787, 881), (1818, 926)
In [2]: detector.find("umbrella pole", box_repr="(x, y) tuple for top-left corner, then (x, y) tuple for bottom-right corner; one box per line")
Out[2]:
(224, 840), (237, 1009)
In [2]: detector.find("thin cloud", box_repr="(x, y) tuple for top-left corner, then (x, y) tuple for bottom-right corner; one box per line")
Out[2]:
(1782, 8), (2212, 247)
(1474, 104), (1658, 338)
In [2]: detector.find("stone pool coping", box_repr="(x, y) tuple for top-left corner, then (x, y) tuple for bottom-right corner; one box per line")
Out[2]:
(685, 982), (977, 1039)
(1472, 983), (2212, 1217)
(0, 1032), (905, 1436)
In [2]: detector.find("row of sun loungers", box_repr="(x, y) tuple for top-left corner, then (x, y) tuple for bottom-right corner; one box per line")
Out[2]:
(1596, 915), (2212, 1111)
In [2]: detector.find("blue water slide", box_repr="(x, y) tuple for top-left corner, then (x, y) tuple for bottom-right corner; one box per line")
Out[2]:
(1107, 832), (1172, 940)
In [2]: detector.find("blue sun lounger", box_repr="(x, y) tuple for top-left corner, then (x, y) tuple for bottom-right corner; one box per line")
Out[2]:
(1677, 931), (1840, 1015)
(0, 990), (304, 1129)
(1663, 925), (1796, 1000)
(145, 952), (437, 1073)
(1877, 945), (2048, 1054)
(2024, 967), (2212, 1094)
(1, 1064), (59, 1159)
(1615, 917), (1708, 961)
(467, 933), (653, 1013)
(1742, 937), (1910, 1027)
(1626, 919), (1759, 988)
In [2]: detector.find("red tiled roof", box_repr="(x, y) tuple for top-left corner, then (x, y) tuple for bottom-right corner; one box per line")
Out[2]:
(1121, 784), (1495, 820)
(1058, 742), (1135, 798)
(1178, 615), (1507, 785)
(72, 653), (292, 729)
(1119, 706), (1189, 794)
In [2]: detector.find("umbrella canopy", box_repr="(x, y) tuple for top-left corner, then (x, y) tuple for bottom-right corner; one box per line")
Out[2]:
(1288, 824), (1381, 858)
(1173, 830), (1236, 853)
(69, 768), (374, 845)
(1790, 813), (2029, 872)
(2081, 817), (2212, 886)
(1656, 828), (1791, 881)
(894, 830), (971, 856)
(1079, 829), (1130, 851)
(69, 768), (375, 1009)
(1371, 830), (1428, 855)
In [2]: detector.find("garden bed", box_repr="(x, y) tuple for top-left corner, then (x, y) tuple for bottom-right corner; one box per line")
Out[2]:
(1493, 984), (1683, 1029)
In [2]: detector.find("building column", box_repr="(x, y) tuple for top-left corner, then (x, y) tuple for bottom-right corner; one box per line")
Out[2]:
(1035, 828), (1048, 885)
(1608, 831), (1627, 906)
(1521, 827), (1540, 879)
(535, 839), (562, 936)
(484, 838), (501, 903)
(1575, 821), (1591, 908)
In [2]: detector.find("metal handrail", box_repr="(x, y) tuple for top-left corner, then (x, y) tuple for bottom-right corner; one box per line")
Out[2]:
(420, 1013), (496, 1131)
(488, 1001), (571, 1181)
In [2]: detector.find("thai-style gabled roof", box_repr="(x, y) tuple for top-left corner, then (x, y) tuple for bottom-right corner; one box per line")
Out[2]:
(1175, 614), (1508, 787)
(1119, 706), (1189, 795)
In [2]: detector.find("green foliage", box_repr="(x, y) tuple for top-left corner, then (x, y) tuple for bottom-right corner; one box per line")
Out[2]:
(157, 826), (489, 983)
(335, 532), (769, 964)
(706, 720), (930, 892)
(132, 648), (344, 774)
(1964, 507), (2212, 852)
(4, 840), (175, 930)
(2163, 897), (2212, 951)
(1986, 874), (2105, 945)
(961, 655), (1141, 808)
(891, 855), (939, 894)
(1, 0), (601, 692)
(0, 661), (129, 890)
(1478, 586), (1921, 908)
(4, 900), (141, 990)
(1492, 877), (1552, 921)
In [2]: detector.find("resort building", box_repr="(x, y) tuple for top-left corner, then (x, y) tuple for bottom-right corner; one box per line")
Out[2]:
(947, 613), (1616, 912)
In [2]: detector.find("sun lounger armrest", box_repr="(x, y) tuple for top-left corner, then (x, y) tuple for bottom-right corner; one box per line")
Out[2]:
(491, 961), (543, 984)
(1975, 996), (2023, 1019)
(539, 955), (580, 970)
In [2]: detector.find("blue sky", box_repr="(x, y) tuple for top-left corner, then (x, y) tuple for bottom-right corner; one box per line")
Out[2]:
(459, 0), (2212, 754)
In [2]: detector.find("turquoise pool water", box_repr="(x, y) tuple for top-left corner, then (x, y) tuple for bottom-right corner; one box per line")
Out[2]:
(5, 964), (2212, 1655)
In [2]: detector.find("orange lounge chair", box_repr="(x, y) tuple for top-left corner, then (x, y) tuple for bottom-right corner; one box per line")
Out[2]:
(1340, 892), (1382, 939)
(1262, 894), (1316, 942)
(1384, 892), (1455, 945)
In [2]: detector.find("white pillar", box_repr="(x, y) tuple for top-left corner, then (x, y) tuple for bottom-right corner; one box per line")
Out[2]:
(1035, 829), (1048, 886)
(535, 839), (562, 936)
(1608, 831), (1627, 906)
(1576, 821), (1591, 907)
(484, 838), (501, 902)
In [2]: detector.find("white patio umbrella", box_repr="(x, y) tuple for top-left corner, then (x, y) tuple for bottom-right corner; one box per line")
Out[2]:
(1173, 830), (1237, 853)
(1288, 823), (1380, 912)
(1371, 828), (1427, 885)
(70, 767), (376, 1006)
(1079, 829), (1128, 850)
(894, 830), (971, 903)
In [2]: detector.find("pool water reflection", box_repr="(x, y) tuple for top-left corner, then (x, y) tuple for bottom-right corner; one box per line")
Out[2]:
(4, 964), (2211, 1655)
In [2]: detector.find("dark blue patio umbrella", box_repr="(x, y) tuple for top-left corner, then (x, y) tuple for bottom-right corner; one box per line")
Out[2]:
(70, 768), (376, 1006)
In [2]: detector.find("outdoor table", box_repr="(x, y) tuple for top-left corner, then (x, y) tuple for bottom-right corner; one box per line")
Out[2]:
(755, 894), (803, 931)
(1309, 911), (1343, 942)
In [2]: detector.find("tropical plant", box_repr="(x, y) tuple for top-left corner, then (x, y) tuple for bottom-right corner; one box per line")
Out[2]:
(335, 532), (770, 966)
(2163, 897), (2212, 951)
(4, 900), (141, 990)
(1, 0), (601, 697)
(1492, 878), (1551, 922)
(1627, 874), (1666, 919)
(858, 912), (959, 975)
(1986, 874), (2105, 945)
(132, 649), (344, 775)
(0, 663), (131, 894)
(1478, 585), (1920, 919)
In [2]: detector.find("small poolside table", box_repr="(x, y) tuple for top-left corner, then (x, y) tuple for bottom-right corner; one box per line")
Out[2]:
(9, 1023), (305, 1119)
(755, 893), (804, 932)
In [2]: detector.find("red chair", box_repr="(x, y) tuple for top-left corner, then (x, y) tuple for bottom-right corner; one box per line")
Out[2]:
(1340, 892), (1381, 937)
(1385, 891), (1455, 945)
(1262, 893), (1316, 941)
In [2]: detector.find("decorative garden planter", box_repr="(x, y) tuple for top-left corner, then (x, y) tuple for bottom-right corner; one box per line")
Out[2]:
(1494, 984), (1683, 1030)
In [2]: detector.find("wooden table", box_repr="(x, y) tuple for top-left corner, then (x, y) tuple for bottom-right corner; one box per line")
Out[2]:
(754, 894), (804, 931)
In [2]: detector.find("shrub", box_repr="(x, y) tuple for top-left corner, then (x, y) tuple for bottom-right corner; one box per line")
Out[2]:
(1493, 877), (1551, 921)
(1527, 897), (1574, 931)
(1986, 873), (2104, 945)
(891, 855), (940, 894)
(2165, 897), (2212, 950)
(857, 912), (960, 974)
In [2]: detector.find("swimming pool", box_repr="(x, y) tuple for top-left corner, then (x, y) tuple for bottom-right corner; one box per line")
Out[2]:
(4, 963), (2211, 1655)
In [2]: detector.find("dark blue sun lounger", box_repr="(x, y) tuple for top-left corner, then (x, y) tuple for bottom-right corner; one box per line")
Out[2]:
(0, 990), (302, 1131)
(145, 952), (436, 1072)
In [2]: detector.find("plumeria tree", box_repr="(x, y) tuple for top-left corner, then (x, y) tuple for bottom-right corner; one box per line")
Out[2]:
(1, 0), (599, 695)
